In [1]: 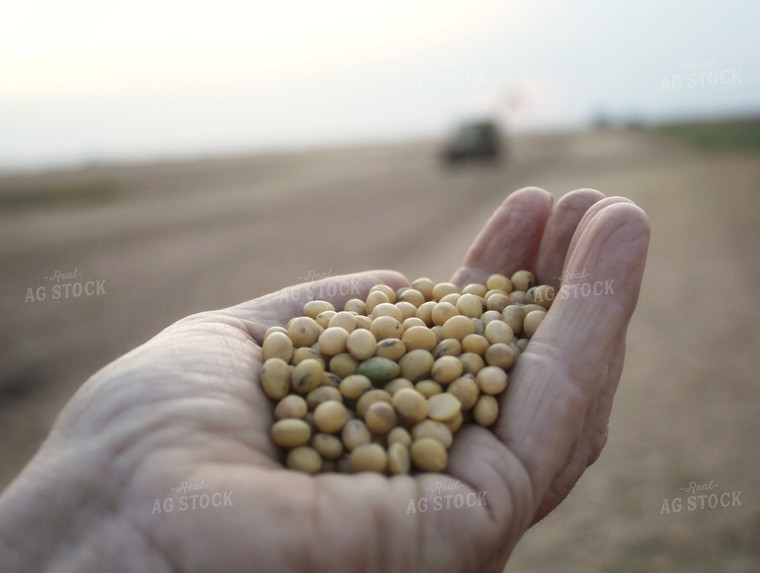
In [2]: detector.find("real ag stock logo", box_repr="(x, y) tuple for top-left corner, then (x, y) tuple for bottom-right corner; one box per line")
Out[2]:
(25, 268), (106, 303)
(660, 479), (742, 514)
(660, 57), (743, 91)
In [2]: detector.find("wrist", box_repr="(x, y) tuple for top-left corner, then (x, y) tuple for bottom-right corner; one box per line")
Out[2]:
(0, 438), (106, 572)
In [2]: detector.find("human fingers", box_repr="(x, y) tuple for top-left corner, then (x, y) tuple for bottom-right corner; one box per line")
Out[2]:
(450, 187), (553, 287)
(534, 188), (606, 288)
(497, 200), (650, 511)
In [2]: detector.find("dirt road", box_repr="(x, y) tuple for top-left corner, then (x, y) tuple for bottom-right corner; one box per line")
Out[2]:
(1, 128), (759, 571)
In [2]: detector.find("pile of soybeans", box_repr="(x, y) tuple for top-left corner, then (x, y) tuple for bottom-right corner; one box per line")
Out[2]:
(260, 272), (554, 475)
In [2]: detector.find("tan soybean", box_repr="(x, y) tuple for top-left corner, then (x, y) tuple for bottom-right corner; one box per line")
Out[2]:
(410, 437), (447, 472)
(383, 377), (414, 396)
(411, 420), (453, 449)
(329, 353), (359, 378)
(315, 310), (336, 329)
(372, 302), (403, 322)
(440, 315), (476, 341)
(286, 446), (322, 474)
(487, 273), (512, 292)
(415, 379), (443, 398)
(402, 325), (438, 352)
(473, 395), (499, 426)
(313, 401), (348, 434)
(291, 346), (324, 367)
(484, 320), (514, 345)
(346, 328), (377, 361)
(392, 388), (430, 424)
(318, 327), (350, 356)
(447, 375), (480, 410)
(262, 331), (294, 362)
(415, 300), (436, 326)
(306, 384), (343, 408)
(461, 283), (488, 297)
(339, 374), (373, 400)
(344, 298), (367, 314)
(373, 338), (407, 361)
(311, 433), (344, 460)
(396, 301), (419, 321)
(356, 389), (393, 419)
(523, 310), (546, 338)
(274, 394), (308, 420)
(364, 401), (398, 434)
(484, 343), (515, 370)
(476, 366), (508, 395)
(461, 334), (490, 355)
(369, 283), (397, 303)
(365, 290), (390, 314)
(387, 442), (411, 474)
(261, 358), (292, 400)
(431, 355), (463, 384)
(402, 316), (427, 330)
(456, 293), (485, 318)
(271, 419), (312, 448)
(432, 282), (460, 302)
(370, 315), (404, 341)
(510, 270), (534, 292)
(387, 426), (412, 448)
(427, 393), (462, 422)
(288, 316), (321, 347)
(328, 311), (358, 332)
(342, 419), (372, 450)
(433, 338), (461, 359)
(398, 288), (425, 307)
(398, 349), (434, 382)
(351, 443), (388, 473)
(431, 302), (459, 326)
(291, 359), (324, 394)
(502, 305), (525, 335)
(411, 277), (435, 301)
(458, 352), (485, 375)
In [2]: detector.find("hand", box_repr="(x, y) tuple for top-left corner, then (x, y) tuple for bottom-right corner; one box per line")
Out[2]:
(0, 187), (649, 573)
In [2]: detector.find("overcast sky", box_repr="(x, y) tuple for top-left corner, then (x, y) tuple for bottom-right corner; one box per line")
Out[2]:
(1, 0), (757, 170)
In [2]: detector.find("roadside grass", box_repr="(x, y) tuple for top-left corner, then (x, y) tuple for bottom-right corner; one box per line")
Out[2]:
(652, 116), (760, 152)
(0, 178), (122, 211)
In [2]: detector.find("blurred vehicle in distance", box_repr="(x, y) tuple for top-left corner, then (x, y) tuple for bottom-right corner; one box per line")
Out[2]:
(441, 119), (504, 165)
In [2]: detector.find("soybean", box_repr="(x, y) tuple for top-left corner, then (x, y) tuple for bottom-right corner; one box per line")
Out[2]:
(262, 331), (294, 362)
(410, 438), (447, 472)
(274, 394), (308, 420)
(523, 310), (546, 338)
(271, 419), (312, 448)
(473, 395), (499, 427)
(387, 442), (411, 474)
(286, 446), (322, 474)
(392, 388), (429, 424)
(476, 366), (508, 395)
(288, 316), (321, 347)
(313, 401), (348, 434)
(351, 443), (388, 473)
(427, 393), (462, 422)
(364, 401), (398, 435)
(346, 328), (377, 361)
(261, 358), (292, 400)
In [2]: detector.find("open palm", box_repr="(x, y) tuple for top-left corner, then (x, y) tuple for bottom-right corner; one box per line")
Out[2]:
(0, 187), (649, 573)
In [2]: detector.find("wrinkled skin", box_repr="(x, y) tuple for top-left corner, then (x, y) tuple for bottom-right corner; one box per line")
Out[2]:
(0, 187), (649, 572)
